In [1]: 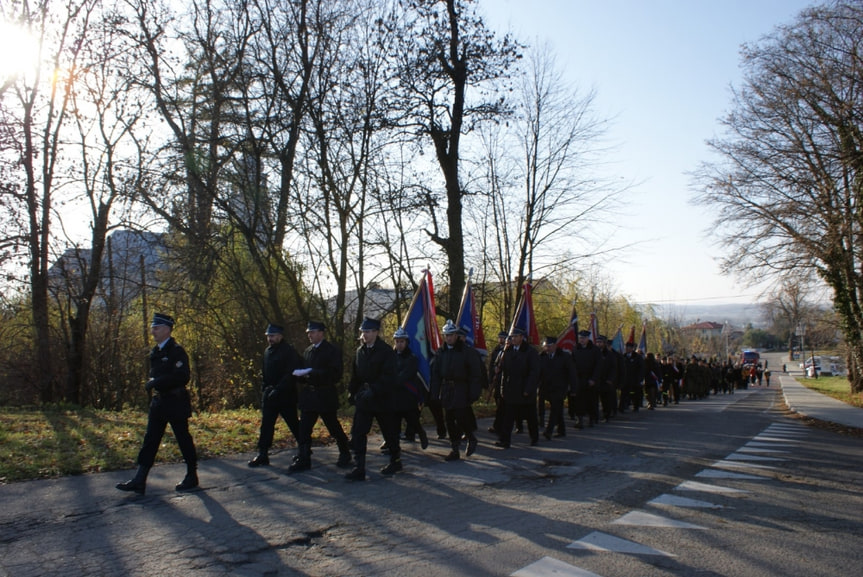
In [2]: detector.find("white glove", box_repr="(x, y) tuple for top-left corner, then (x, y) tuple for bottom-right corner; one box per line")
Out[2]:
(292, 368), (312, 376)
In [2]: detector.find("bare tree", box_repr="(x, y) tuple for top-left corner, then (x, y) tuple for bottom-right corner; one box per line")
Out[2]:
(694, 1), (863, 392)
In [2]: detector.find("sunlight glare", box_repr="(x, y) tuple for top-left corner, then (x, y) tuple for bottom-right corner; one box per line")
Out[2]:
(0, 21), (40, 82)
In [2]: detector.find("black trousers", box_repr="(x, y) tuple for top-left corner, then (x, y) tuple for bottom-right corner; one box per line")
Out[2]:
(351, 408), (400, 466)
(444, 406), (476, 449)
(499, 401), (538, 445)
(138, 394), (196, 469)
(544, 397), (565, 436)
(299, 410), (350, 453)
(258, 395), (300, 452)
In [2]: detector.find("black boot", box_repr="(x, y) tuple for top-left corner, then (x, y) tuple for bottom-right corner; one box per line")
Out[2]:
(466, 433), (478, 456)
(116, 465), (150, 495)
(418, 427), (429, 450)
(175, 466), (199, 491)
(345, 452), (366, 481)
(380, 458), (403, 475)
(248, 453), (270, 467)
(288, 445), (312, 473)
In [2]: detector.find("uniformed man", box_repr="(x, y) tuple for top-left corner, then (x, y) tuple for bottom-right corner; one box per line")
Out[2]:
(116, 313), (198, 495)
(594, 335), (619, 422)
(429, 320), (482, 461)
(538, 336), (575, 439)
(391, 327), (429, 450)
(571, 330), (600, 429)
(346, 317), (399, 481)
(621, 342), (645, 411)
(495, 327), (541, 448)
(288, 321), (352, 473)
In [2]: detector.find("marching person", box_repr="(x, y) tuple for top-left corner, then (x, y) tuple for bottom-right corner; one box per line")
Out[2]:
(621, 341), (645, 411)
(430, 320), (482, 461)
(538, 336), (575, 440)
(495, 327), (541, 448)
(487, 330), (508, 435)
(116, 313), (198, 495)
(391, 328), (429, 451)
(571, 330), (600, 429)
(594, 335), (619, 422)
(248, 323), (302, 468)
(346, 317), (399, 481)
(288, 321), (352, 473)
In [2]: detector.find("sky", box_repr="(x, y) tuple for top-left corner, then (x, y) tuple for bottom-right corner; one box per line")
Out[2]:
(481, 0), (815, 306)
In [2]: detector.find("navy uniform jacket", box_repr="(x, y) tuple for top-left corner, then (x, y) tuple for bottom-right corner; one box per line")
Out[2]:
(623, 351), (646, 389)
(499, 344), (541, 405)
(572, 342), (601, 393)
(430, 341), (482, 409)
(596, 347), (620, 392)
(298, 339), (343, 413)
(349, 337), (397, 413)
(539, 349), (576, 401)
(147, 337), (192, 419)
(392, 347), (425, 411)
(262, 339), (302, 405)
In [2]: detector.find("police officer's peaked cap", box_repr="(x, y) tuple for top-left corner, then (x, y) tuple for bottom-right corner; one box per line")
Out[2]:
(543, 335), (557, 345)
(510, 327), (527, 337)
(498, 331), (508, 339)
(442, 319), (459, 335)
(151, 313), (175, 328)
(596, 334), (607, 342)
(577, 330), (591, 337)
(265, 323), (284, 335)
(306, 321), (326, 332)
(360, 317), (381, 331)
(393, 327), (409, 340)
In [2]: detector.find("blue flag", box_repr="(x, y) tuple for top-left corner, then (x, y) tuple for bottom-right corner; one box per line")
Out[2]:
(401, 270), (441, 390)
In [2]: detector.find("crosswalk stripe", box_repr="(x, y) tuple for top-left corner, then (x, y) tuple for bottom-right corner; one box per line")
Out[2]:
(649, 494), (724, 508)
(567, 531), (675, 556)
(695, 468), (765, 480)
(676, 480), (749, 493)
(612, 510), (706, 529)
(511, 556), (604, 577)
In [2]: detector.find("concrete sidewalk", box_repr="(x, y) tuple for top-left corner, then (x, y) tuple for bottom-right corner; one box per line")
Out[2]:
(776, 365), (863, 430)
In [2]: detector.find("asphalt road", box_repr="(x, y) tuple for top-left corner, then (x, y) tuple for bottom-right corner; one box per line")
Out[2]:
(1, 370), (861, 576)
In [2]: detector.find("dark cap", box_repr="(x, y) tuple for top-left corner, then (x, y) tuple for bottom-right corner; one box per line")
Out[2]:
(510, 327), (527, 337)
(577, 330), (591, 337)
(498, 331), (508, 339)
(596, 334), (607, 342)
(265, 323), (284, 335)
(151, 313), (175, 328)
(360, 317), (381, 331)
(306, 321), (326, 332)
(543, 336), (557, 345)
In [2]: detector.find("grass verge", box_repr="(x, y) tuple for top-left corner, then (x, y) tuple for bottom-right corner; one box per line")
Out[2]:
(800, 375), (863, 409)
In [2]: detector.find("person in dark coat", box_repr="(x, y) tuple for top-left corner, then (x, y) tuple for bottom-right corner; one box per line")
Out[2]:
(621, 341), (645, 411)
(248, 323), (302, 468)
(391, 327), (428, 450)
(287, 321), (352, 472)
(116, 313), (198, 495)
(495, 327), (541, 448)
(346, 317), (399, 481)
(571, 330), (601, 429)
(594, 335), (619, 422)
(538, 336), (576, 439)
(487, 331), (508, 435)
(429, 320), (482, 461)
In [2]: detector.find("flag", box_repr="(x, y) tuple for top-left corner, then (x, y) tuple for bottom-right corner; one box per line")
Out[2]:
(638, 322), (647, 354)
(627, 325), (636, 346)
(611, 326), (624, 354)
(509, 281), (539, 345)
(589, 312), (599, 343)
(456, 276), (487, 355)
(401, 269), (441, 390)
(557, 307), (579, 352)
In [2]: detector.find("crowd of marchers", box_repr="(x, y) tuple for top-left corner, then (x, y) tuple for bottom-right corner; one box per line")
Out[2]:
(116, 313), (767, 494)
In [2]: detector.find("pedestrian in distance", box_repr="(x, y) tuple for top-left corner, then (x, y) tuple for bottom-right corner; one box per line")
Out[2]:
(429, 320), (482, 461)
(346, 317), (400, 481)
(495, 327), (541, 448)
(538, 336), (575, 440)
(116, 313), (198, 495)
(288, 321), (352, 473)
(248, 323), (302, 468)
(391, 327), (429, 451)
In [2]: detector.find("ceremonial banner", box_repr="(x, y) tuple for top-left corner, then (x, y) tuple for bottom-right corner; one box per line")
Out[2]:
(456, 275), (487, 355)
(509, 281), (540, 345)
(401, 269), (441, 390)
(557, 308), (579, 352)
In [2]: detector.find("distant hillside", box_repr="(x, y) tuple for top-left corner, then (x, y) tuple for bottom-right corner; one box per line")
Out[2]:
(654, 303), (766, 328)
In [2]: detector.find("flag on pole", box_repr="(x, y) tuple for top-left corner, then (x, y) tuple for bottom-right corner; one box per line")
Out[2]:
(589, 312), (599, 343)
(611, 326), (625, 354)
(401, 269), (441, 390)
(627, 325), (636, 346)
(509, 281), (539, 345)
(557, 307), (579, 352)
(638, 322), (647, 354)
(456, 273), (487, 356)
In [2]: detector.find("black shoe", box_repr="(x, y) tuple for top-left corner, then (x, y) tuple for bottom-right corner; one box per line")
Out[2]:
(554, 432), (566, 438)
(380, 460), (403, 475)
(344, 467), (366, 481)
(288, 459), (311, 473)
(466, 435), (478, 456)
(337, 452), (353, 469)
(543, 431), (552, 440)
(487, 427), (497, 434)
(175, 471), (199, 491)
(530, 439), (539, 446)
(116, 479), (146, 494)
(494, 441), (510, 448)
(419, 429), (429, 450)
(444, 450), (460, 461)
(515, 428), (524, 434)
(248, 454), (270, 467)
